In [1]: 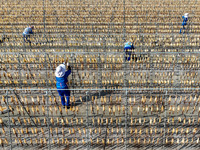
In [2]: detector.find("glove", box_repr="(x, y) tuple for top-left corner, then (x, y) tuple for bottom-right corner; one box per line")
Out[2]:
(67, 62), (69, 66)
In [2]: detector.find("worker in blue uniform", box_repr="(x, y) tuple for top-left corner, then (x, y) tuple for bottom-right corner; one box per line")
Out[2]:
(22, 25), (34, 45)
(180, 13), (189, 34)
(124, 41), (137, 61)
(55, 62), (71, 108)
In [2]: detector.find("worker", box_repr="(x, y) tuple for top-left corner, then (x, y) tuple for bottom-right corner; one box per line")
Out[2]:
(124, 41), (137, 61)
(180, 13), (189, 34)
(55, 62), (71, 108)
(22, 25), (34, 45)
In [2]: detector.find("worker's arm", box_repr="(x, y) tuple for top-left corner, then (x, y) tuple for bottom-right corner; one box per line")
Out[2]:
(185, 18), (188, 22)
(131, 44), (135, 49)
(65, 63), (71, 77)
(67, 65), (71, 71)
(29, 28), (34, 34)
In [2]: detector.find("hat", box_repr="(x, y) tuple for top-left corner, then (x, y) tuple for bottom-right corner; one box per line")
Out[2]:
(184, 13), (189, 17)
(55, 64), (66, 77)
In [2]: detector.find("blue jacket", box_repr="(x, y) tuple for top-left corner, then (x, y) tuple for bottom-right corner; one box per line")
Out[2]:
(182, 16), (188, 26)
(23, 27), (33, 35)
(56, 69), (71, 89)
(124, 42), (135, 61)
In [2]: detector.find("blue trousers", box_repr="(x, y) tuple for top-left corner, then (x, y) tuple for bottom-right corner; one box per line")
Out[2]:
(180, 21), (187, 34)
(23, 34), (31, 43)
(180, 25), (186, 34)
(57, 89), (70, 106)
